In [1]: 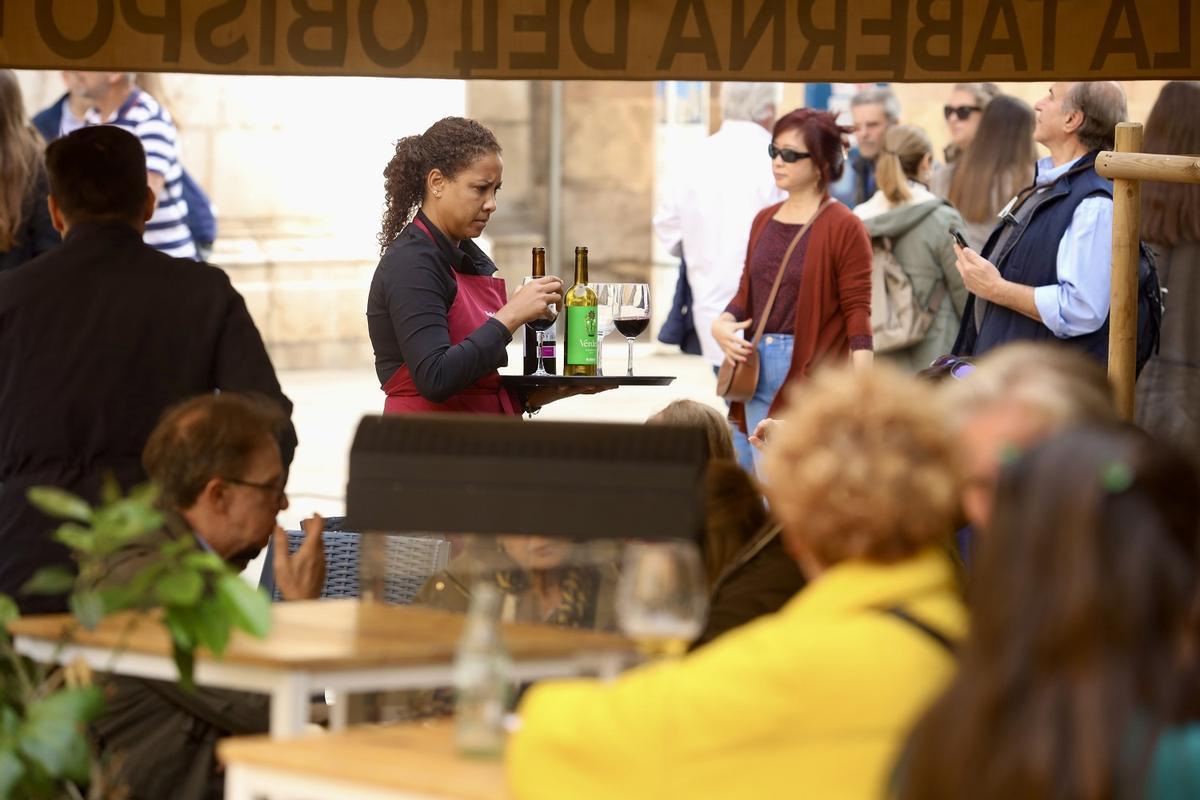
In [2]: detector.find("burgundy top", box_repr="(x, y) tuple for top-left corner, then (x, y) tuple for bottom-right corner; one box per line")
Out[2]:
(725, 219), (811, 335)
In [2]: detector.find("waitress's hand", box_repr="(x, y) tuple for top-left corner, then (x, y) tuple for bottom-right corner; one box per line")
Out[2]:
(712, 313), (753, 363)
(495, 276), (563, 334)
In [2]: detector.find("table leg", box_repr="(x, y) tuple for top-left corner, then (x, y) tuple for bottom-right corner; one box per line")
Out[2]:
(328, 689), (349, 732)
(224, 764), (255, 800)
(269, 674), (311, 738)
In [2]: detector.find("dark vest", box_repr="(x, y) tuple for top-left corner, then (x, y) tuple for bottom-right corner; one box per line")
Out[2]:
(953, 151), (1112, 361)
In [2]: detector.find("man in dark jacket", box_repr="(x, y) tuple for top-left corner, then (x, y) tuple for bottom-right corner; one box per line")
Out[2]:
(952, 81), (1127, 362)
(93, 392), (323, 800)
(0, 125), (296, 613)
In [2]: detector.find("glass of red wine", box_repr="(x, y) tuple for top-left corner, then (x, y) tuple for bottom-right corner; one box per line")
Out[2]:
(615, 283), (650, 376)
(522, 276), (557, 377)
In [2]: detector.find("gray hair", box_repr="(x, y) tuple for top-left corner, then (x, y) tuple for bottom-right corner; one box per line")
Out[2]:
(720, 82), (780, 124)
(1064, 81), (1127, 152)
(850, 87), (902, 123)
(941, 343), (1118, 434)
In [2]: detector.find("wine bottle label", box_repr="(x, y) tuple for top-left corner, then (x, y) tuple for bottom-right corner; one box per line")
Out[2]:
(566, 306), (597, 365)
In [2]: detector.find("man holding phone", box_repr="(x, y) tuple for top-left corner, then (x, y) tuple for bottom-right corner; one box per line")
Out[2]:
(950, 82), (1126, 363)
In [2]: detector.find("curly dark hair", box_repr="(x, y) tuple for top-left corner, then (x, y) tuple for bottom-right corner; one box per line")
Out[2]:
(377, 117), (501, 254)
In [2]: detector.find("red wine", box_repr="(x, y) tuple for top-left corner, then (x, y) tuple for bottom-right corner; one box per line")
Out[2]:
(523, 247), (557, 374)
(615, 317), (649, 338)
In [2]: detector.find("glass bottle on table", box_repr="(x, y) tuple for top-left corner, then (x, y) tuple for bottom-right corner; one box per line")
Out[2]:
(454, 582), (512, 758)
(614, 283), (651, 376)
(522, 247), (557, 376)
(563, 246), (598, 377)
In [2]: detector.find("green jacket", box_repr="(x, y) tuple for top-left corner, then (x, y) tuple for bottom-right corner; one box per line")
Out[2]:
(857, 191), (968, 372)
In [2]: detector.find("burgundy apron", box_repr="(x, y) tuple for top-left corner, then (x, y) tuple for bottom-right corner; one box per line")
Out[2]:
(382, 219), (519, 416)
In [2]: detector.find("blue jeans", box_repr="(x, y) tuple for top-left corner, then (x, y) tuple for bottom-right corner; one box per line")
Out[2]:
(739, 334), (794, 475)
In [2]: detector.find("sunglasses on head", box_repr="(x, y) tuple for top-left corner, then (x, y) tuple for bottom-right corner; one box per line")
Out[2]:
(768, 143), (813, 163)
(944, 104), (982, 121)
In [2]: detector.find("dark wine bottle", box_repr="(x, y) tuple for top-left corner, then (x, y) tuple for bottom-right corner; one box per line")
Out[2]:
(523, 247), (557, 375)
(563, 247), (598, 377)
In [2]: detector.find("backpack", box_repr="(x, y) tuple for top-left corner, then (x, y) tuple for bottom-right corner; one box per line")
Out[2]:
(1135, 242), (1164, 376)
(870, 237), (947, 354)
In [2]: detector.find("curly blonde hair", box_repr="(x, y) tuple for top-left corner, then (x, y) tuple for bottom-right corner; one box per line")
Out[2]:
(762, 365), (959, 566)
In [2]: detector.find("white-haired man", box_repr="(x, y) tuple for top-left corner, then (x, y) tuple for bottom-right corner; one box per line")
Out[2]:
(653, 83), (785, 465)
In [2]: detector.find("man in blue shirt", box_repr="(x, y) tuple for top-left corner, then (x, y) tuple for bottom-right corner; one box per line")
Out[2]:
(951, 81), (1127, 363)
(829, 87), (900, 208)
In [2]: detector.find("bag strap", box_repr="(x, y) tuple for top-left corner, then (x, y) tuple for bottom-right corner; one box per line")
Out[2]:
(749, 199), (832, 348)
(883, 606), (957, 653)
(925, 282), (948, 316)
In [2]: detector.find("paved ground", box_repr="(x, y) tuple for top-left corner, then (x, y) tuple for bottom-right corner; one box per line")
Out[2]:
(275, 342), (721, 527)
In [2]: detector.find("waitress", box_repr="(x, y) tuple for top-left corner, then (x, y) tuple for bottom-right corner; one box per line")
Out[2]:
(367, 117), (561, 415)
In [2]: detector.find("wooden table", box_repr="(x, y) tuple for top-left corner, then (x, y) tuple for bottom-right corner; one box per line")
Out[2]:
(220, 720), (507, 800)
(9, 598), (632, 737)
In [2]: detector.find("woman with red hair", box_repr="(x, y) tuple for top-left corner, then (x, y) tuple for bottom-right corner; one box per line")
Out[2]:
(712, 108), (874, 473)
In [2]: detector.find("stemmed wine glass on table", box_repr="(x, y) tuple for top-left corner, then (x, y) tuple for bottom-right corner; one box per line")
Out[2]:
(614, 283), (651, 376)
(592, 283), (617, 377)
(521, 276), (558, 377)
(615, 540), (708, 658)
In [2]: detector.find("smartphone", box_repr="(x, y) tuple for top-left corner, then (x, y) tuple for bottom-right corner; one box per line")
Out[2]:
(949, 227), (969, 249)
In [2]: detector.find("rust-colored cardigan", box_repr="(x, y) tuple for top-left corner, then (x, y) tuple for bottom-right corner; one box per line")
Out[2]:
(727, 199), (874, 432)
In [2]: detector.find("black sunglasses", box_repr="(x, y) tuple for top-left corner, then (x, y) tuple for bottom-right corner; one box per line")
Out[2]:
(768, 143), (813, 163)
(943, 104), (982, 121)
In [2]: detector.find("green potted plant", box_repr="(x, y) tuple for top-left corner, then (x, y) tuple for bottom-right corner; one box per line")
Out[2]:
(0, 482), (272, 799)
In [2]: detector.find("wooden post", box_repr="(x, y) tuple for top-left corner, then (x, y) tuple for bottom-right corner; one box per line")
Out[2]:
(1108, 122), (1142, 421)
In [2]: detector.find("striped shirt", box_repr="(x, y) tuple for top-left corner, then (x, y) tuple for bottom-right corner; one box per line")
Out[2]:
(86, 89), (197, 260)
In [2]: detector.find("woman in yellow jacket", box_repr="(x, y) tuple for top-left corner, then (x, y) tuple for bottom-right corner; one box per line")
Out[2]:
(507, 365), (967, 800)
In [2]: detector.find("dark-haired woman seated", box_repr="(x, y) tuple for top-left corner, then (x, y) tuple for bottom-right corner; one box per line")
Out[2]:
(366, 117), (561, 415)
(896, 424), (1200, 800)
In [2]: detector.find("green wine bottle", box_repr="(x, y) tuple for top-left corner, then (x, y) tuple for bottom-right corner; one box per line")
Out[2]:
(563, 246), (598, 377)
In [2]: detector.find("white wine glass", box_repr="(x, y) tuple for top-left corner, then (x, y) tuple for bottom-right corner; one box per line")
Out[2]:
(614, 283), (651, 376)
(522, 276), (558, 377)
(616, 540), (707, 658)
(592, 283), (617, 377)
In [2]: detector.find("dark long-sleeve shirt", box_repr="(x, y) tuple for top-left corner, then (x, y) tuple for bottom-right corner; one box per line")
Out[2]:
(366, 210), (511, 403)
(0, 220), (295, 612)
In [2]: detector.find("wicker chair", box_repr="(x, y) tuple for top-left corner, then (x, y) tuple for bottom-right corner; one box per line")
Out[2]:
(259, 516), (449, 605)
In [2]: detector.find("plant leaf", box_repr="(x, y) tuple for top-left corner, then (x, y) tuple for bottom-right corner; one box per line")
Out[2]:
(191, 597), (231, 657)
(0, 747), (24, 798)
(155, 570), (203, 607)
(215, 576), (271, 639)
(51, 524), (95, 555)
(19, 568), (75, 597)
(18, 687), (104, 783)
(25, 488), (92, 523)
(183, 551), (227, 573)
(69, 592), (104, 631)
(0, 596), (18, 629)
(99, 474), (121, 507)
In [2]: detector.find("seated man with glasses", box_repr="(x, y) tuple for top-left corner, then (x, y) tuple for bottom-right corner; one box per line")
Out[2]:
(91, 392), (324, 800)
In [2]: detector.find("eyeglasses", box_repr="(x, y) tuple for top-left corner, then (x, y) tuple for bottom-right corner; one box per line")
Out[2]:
(222, 476), (286, 503)
(943, 105), (982, 121)
(768, 143), (813, 163)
